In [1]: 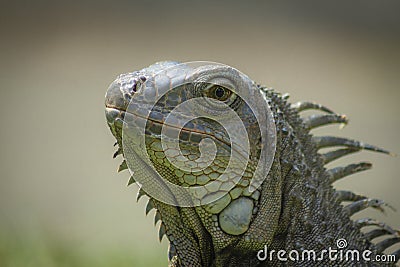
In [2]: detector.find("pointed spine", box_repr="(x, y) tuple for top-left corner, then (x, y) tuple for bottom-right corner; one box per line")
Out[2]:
(291, 101), (334, 113)
(154, 211), (161, 225)
(376, 237), (400, 253)
(355, 218), (399, 235)
(312, 136), (391, 155)
(343, 198), (385, 216)
(127, 176), (135, 186)
(364, 229), (392, 240)
(118, 160), (127, 172)
(303, 114), (348, 130)
(136, 188), (146, 202)
(334, 190), (366, 202)
(159, 223), (166, 242)
(321, 148), (360, 164)
(145, 200), (155, 215)
(327, 162), (372, 183)
(113, 147), (122, 158)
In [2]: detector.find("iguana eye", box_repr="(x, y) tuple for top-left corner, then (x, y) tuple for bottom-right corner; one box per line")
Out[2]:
(206, 85), (233, 102)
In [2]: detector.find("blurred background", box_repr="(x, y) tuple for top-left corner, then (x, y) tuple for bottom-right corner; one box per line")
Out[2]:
(0, 0), (399, 266)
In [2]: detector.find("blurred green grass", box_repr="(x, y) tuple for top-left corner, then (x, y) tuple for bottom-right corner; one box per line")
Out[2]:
(0, 230), (167, 267)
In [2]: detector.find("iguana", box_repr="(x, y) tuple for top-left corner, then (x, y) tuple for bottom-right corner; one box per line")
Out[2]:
(105, 61), (399, 266)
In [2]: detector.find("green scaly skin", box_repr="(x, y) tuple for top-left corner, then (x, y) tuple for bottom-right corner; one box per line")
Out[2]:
(105, 61), (399, 266)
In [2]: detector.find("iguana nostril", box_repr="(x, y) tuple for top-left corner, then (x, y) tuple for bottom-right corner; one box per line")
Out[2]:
(130, 82), (137, 93)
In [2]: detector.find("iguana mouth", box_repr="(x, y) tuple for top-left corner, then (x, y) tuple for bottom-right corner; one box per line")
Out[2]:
(105, 105), (235, 151)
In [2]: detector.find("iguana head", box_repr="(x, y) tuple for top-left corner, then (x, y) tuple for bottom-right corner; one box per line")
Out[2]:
(105, 61), (280, 265)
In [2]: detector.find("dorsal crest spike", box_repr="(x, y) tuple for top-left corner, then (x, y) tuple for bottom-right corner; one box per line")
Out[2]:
(145, 200), (155, 215)
(127, 176), (135, 186)
(113, 147), (122, 158)
(117, 160), (127, 172)
(136, 188), (146, 202)
(376, 237), (400, 253)
(154, 211), (161, 225)
(327, 162), (372, 183)
(303, 114), (348, 130)
(158, 223), (166, 242)
(313, 136), (391, 155)
(291, 101), (334, 114)
(321, 148), (361, 164)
